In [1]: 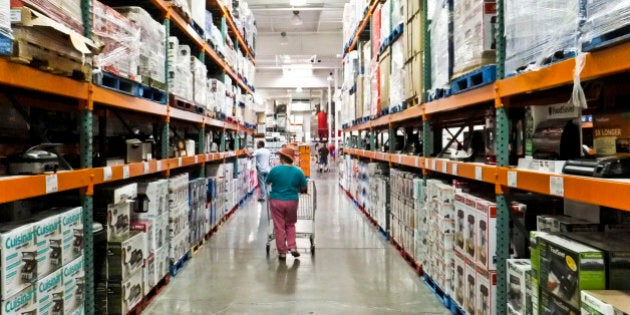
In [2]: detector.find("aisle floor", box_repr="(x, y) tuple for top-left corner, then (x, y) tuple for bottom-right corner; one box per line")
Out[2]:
(145, 169), (449, 314)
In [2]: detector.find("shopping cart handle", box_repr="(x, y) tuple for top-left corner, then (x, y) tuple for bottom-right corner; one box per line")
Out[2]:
(299, 186), (308, 194)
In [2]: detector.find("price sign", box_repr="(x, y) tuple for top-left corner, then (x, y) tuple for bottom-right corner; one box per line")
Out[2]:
(442, 161), (447, 172)
(415, 157), (420, 168)
(431, 159), (436, 170)
(103, 167), (112, 181)
(178, 157), (183, 167)
(123, 166), (130, 179)
(425, 159), (430, 168)
(157, 161), (162, 171)
(45, 175), (58, 194)
(194, 156), (199, 164)
(143, 162), (150, 174)
(475, 166), (483, 181)
(507, 171), (518, 188)
(398, 155), (402, 164)
(550, 176), (564, 196)
(452, 163), (458, 176)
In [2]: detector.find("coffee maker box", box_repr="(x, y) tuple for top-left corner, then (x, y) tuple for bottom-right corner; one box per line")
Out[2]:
(107, 269), (143, 315)
(106, 232), (146, 281)
(60, 207), (83, 265)
(538, 233), (606, 309)
(0, 222), (36, 297)
(96, 183), (137, 241)
(507, 259), (532, 313)
(465, 263), (476, 315)
(36, 268), (63, 315)
(454, 193), (467, 255)
(131, 220), (154, 255)
(155, 245), (169, 282)
(1, 285), (36, 315)
(464, 195), (477, 262)
(581, 290), (630, 315)
(476, 270), (497, 315)
(475, 197), (496, 271)
(63, 256), (84, 315)
(32, 213), (62, 279)
(453, 251), (467, 308)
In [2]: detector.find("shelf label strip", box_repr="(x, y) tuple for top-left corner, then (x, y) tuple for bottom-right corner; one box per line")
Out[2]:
(45, 174), (58, 194)
(507, 171), (517, 188)
(475, 166), (483, 181)
(550, 176), (564, 196)
(123, 166), (130, 179)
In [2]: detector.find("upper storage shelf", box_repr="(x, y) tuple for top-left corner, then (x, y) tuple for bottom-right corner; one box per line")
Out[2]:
(206, 0), (255, 64)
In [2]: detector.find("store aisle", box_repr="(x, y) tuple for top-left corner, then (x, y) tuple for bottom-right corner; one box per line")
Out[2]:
(145, 171), (448, 314)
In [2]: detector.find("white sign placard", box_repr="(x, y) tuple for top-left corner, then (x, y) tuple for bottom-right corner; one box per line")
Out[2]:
(452, 163), (458, 176)
(475, 166), (483, 181)
(550, 176), (564, 196)
(143, 162), (150, 174)
(122, 166), (130, 179)
(507, 171), (518, 188)
(103, 167), (112, 181)
(45, 175), (58, 194)
(178, 157), (183, 167)
(157, 161), (162, 171)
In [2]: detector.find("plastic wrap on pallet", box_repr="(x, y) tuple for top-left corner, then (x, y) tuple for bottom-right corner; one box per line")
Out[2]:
(505, 0), (581, 76)
(583, 1), (630, 50)
(0, 1), (10, 39)
(430, 0), (451, 91)
(362, 42), (372, 115)
(167, 0), (191, 20)
(372, 6), (382, 56)
(344, 50), (360, 87)
(168, 39), (194, 101)
(452, 0), (496, 76)
(93, 1), (141, 80)
(115, 6), (166, 86)
(12, 0), (83, 34)
(191, 56), (207, 107)
(370, 59), (380, 116)
(390, 39), (406, 110)
(187, 0), (205, 33)
(391, 0), (405, 28)
(342, 2), (355, 44)
(380, 0), (391, 44)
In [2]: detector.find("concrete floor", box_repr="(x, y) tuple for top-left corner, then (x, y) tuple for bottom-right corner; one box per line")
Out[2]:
(145, 169), (449, 315)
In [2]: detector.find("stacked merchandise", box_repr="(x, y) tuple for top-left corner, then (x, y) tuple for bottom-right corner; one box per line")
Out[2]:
(224, 76), (236, 120)
(363, 163), (389, 232)
(191, 56), (208, 107)
(168, 174), (190, 265)
(340, 155), (353, 191)
(115, 7), (166, 89)
(167, 0), (191, 19)
(389, 39), (405, 111)
(11, 0), (84, 34)
(390, 168), (418, 258)
(362, 42), (372, 117)
(131, 179), (170, 298)
(187, 0), (205, 34)
(412, 177), (426, 266)
(204, 11), (225, 56)
(380, 0), (391, 46)
(342, 2), (355, 46)
(504, 0), (581, 75)
(404, 0), (423, 102)
(93, 1), (141, 80)
(188, 178), (208, 247)
(379, 46), (391, 112)
(429, 0), (452, 96)
(208, 79), (227, 117)
(0, 0), (9, 44)
(581, 2), (630, 51)
(168, 36), (194, 102)
(356, 161), (369, 209)
(207, 176), (227, 229)
(369, 6), (381, 117)
(94, 183), (147, 315)
(452, 0), (496, 76)
(0, 206), (84, 315)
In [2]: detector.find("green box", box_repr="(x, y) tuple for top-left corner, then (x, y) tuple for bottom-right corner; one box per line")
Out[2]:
(538, 234), (606, 309)
(540, 288), (580, 315)
(581, 290), (630, 315)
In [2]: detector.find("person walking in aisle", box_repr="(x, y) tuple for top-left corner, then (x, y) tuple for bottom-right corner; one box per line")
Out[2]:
(252, 140), (271, 202)
(266, 146), (307, 260)
(317, 142), (329, 172)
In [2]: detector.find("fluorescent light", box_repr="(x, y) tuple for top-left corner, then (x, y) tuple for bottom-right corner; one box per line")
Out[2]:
(296, 87), (304, 93)
(290, 0), (307, 6)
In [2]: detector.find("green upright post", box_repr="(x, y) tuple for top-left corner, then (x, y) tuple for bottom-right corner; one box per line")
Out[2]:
(220, 131), (226, 152)
(496, 0), (506, 79)
(495, 106), (510, 315)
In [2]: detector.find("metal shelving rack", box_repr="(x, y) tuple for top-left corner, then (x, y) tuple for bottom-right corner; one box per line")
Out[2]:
(0, 0), (256, 313)
(341, 1), (630, 314)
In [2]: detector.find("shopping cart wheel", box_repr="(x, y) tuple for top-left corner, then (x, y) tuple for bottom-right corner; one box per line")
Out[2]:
(265, 244), (270, 255)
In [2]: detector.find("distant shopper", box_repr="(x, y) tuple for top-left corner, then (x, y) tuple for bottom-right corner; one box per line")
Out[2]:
(266, 146), (307, 260)
(329, 142), (335, 162)
(318, 143), (329, 172)
(253, 140), (271, 202)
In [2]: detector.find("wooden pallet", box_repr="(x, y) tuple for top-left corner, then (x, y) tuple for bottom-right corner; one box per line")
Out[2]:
(190, 239), (205, 256)
(170, 94), (205, 115)
(583, 24), (630, 52)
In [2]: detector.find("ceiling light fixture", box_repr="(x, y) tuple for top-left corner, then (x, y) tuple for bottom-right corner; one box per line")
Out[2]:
(280, 31), (289, 46)
(291, 11), (303, 25)
(296, 87), (304, 93)
(290, 0), (307, 6)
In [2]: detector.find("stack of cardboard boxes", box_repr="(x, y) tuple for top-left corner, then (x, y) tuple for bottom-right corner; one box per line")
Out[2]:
(390, 168), (419, 259)
(168, 174), (191, 264)
(188, 178), (208, 247)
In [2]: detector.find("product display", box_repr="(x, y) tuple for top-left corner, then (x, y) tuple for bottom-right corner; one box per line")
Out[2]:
(36, 268), (63, 315)
(95, 183), (137, 241)
(32, 212), (62, 279)
(63, 256), (84, 315)
(1, 285), (36, 315)
(581, 290), (630, 315)
(104, 268), (144, 315)
(507, 259), (532, 313)
(0, 222), (36, 298)
(452, 0), (496, 75)
(105, 231), (146, 281)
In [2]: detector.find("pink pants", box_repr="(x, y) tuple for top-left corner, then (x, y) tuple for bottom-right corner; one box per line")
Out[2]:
(269, 199), (299, 254)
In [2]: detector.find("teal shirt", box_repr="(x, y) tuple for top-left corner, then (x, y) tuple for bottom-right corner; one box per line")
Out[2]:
(266, 165), (307, 200)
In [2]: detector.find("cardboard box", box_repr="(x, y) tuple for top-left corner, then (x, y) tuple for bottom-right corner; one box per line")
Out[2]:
(105, 232), (146, 281)
(130, 220), (154, 254)
(144, 253), (156, 293)
(476, 270), (497, 315)
(155, 245), (169, 282)
(107, 269), (143, 315)
(355, 75), (365, 119)
(404, 51), (422, 101)
(405, 13), (423, 59)
(453, 252), (467, 308)
(540, 288), (580, 315)
(0, 222), (36, 297)
(581, 290), (630, 315)
(465, 262), (476, 314)
(526, 269), (539, 315)
(406, 0), (422, 21)
(475, 197), (497, 271)
(536, 215), (600, 233)
(538, 233), (606, 308)
(564, 233), (630, 290)
(37, 268), (63, 315)
(60, 207), (83, 265)
(593, 112), (630, 156)
(464, 196), (477, 262)
(135, 179), (168, 218)
(454, 193), (467, 255)
(63, 256), (84, 315)
(32, 213), (62, 279)
(508, 259), (532, 313)
(1, 286), (36, 315)
(379, 47), (391, 111)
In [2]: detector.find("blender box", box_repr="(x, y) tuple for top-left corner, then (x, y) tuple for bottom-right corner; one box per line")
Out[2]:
(464, 195), (477, 262)
(107, 269), (144, 315)
(454, 193), (467, 255)
(564, 233), (630, 290)
(130, 220), (154, 254)
(32, 213), (63, 279)
(475, 197), (496, 271)
(465, 263), (477, 315)
(1, 285), (36, 315)
(581, 290), (630, 315)
(507, 259), (532, 314)
(144, 253), (156, 293)
(95, 183), (137, 241)
(538, 233), (606, 309)
(540, 288), (580, 314)
(60, 207), (83, 265)
(155, 245), (169, 281)
(476, 270), (497, 315)
(63, 256), (84, 315)
(105, 232), (146, 281)
(0, 222), (36, 297)
(36, 268), (63, 315)
(155, 213), (168, 250)
(536, 215), (599, 232)
(453, 251), (467, 308)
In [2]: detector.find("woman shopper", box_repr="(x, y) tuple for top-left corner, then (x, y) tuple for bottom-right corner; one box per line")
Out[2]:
(266, 146), (307, 260)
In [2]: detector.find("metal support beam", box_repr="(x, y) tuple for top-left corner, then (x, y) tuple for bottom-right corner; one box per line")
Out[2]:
(423, 120), (432, 157)
(220, 131), (226, 152)
(495, 106), (510, 315)
(160, 122), (169, 159)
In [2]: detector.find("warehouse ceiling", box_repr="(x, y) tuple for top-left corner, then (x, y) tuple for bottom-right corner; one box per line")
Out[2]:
(249, 0), (345, 111)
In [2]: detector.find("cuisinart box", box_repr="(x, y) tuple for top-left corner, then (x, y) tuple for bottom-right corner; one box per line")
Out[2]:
(106, 231), (145, 281)
(60, 207), (83, 265)
(1, 285), (36, 315)
(507, 259), (532, 314)
(36, 268), (63, 315)
(32, 212), (62, 279)
(581, 290), (630, 315)
(135, 179), (168, 218)
(538, 233), (606, 309)
(63, 256), (84, 315)
(107, 268), (143, 315)
(0, 222), (36, 297)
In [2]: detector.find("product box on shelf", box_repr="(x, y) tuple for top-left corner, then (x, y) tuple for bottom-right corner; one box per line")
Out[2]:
(454, 193), (467, 255)
(526, 269), (539, 315)
(106, 269), (144, 315)
(144, 253), (156, 293)
(105, 231), (146, 281)
(465, 262), (476, 315)
(453, 251), (467, 308)
(96, 183), (137, 241)
(1, 285), (36, 315)
(169, 228), (189, 262)
(63, 256), (84, 315)
(581, 290), (630, 315)
(130, 220), (154, 255)
(379, 47), (391, 111)
(135, 180), (167, 218)
(32, 212), (62, 279)
(476, 270), (497, 315)
(452, 0), (497, 75)
(508, 259), (532, 314)
(538, 233), (606, 309)
(536, 215), (599, 233)
(36, 268), (63, 315)
(465, 196), (477, 262)
(564, 233), (630, 290)
(475, 197), (496, 271)
(540, 288), (580, 314)
(155, 245), (169, 281)
(60, 207), (83, 265)
(0, 222), (36, 297)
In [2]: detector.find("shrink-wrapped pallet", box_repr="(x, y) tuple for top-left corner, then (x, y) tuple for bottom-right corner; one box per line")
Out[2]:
(168, 39), (194, 101)
(191, 56), (207, 107)
(429, 0), (452, 94)
(12, 0), (83, 34)
(452, 0), (496, 76)
(389, 39), (406, 109)
(380, 0), (391, 42)
(582, 0), (630, 51)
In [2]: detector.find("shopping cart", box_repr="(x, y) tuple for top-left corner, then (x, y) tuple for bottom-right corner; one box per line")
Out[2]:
(266, 179), (317, 255)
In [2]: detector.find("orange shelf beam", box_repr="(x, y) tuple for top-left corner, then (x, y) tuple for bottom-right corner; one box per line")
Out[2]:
(0, 170), (92, 204)
(423, 84), (495, 116)
(0, 59), (89, 100)
(345, 0), (380, 55)
(212, 0), (255, 64)
(92, 85), (168, 116)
